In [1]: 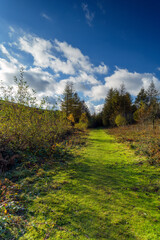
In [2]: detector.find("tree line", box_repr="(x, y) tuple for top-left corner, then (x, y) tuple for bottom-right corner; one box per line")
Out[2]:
(2, 70), (158, 130)
(95, 81), (159, 128)
(61, 81), (160, 129)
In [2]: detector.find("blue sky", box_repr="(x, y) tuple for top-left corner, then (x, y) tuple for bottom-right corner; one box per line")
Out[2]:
(0, 0), (160, 113)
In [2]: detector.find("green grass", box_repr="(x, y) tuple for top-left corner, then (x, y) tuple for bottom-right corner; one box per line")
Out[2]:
(1, 129), (160, 239)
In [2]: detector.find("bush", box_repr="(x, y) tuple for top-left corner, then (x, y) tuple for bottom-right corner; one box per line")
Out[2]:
(0, 70), (73, 170)
(115, 114), (127, 127)
(67, 113), (75, 126)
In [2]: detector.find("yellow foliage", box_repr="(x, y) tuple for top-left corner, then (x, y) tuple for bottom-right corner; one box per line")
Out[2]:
(115, 114), (126, 127)
(80, 113), (88, 125)
(67, 113), (75, 123)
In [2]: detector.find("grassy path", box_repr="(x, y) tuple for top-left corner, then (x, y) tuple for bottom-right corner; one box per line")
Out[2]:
(21, 129), (160, 239)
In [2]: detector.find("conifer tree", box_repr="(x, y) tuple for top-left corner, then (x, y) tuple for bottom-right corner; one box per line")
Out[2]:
(147, 81), (159, 128)
(61, 82), (90, 123)
(147, 80), (159, 105)
(135, 87), (148, 107)
(61, 82), (74, 117)
(102, 85), (132, 127)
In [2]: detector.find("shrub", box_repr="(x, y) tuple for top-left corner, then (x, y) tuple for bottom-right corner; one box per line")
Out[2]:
(67, 113), (75, 126)
(115, 114), (127, 127)
(0, 70), (73, 170)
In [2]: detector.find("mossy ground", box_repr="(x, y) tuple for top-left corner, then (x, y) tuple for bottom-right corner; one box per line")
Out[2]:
(1, 129), (160, 239)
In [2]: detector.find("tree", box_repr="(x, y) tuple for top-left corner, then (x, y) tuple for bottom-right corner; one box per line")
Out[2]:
(147, 81), (159, 128)
(61, 82), (90, 123)
(118, 84), (132, 120)
(90, 112), (103, 128)
(147, 80), (159, 105)
(102, 88), (119, 127)
(135, 87), (148, 107)
(79, 112), (89, 127)
(61, 82), (74, 117)
(81, 100), (91, 119)
(133, 101), (148, 124)
(102, 84), (132, 127)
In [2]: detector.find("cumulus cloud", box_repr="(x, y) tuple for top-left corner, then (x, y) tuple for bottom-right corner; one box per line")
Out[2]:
(54, 72), (99, 95)
(0, 43), (55, 98)
(85, 67), (160, 103)
(0, 29), (109, 113)
(85, 101), (103, 114)
(18, 34), (108, 76)
(82, 3), (94, 26)
(54, 39), (108, 75)
(24, 67), (55, 92)
(1, 27), (160, 114)
(104, 67), (160, 95)
(88, 84), (108, 101)
(93, 63), (108, 74)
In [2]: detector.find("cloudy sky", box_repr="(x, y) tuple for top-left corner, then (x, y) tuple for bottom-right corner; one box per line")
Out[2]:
(1, 0), (160, 113)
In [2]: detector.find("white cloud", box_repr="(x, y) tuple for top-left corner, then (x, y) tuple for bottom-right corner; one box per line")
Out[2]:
(9, 26), (15, 33)
(104, 67), (160, 95)
(19, 35), (52, 67)
(95, 104), (103, 113)
(18, 35), (71, 74)
(18, 34), (108, 77)
(54, 39), (108, 75)
(93, 63), (108, 74)
(85, 101), (103, 114)
(88, 84), (108, 101)
(54, 39), (91, 72)
(82, 3), (94, 26)
(0, 58), (18, 84)
(85, 67), (160, 103)
(1, 27), (160, 114)
(19, 35), (75, 74)
(8, 26), (15, 37)
(0, 44), (19, 64)
(24, 67), (56, 92)
(54, 72), (99, 95)
(1, 29), (109, 113)
(85, 101), (95, 114)
(41, 13), (52, 21)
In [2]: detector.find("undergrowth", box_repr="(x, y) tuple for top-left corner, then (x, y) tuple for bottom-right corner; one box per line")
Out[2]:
(0, 130), (87, 239)
(108, 123), (160, 165)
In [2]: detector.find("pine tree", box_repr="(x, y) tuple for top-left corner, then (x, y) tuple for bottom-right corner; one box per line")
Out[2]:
(135, 87), (148, 107)
(147, 80), (159, 105)
(133, 101), (148, 124)
(61, 82), (90, 123)
(72, 92), (82, 122)
(102, 88), (119, 127)
(102, 85), (132, 127)
(61, 82), (74, 117)
(147, 81), (159, 128)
